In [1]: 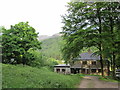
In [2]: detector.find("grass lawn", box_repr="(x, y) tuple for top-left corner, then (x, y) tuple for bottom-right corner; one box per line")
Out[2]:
(99, 76), (120, 83)
(2, 64), (81, 88)
(78, 74), (120, 83)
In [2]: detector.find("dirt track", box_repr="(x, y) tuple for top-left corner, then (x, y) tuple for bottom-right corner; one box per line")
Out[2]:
(79, 76), (119, 88)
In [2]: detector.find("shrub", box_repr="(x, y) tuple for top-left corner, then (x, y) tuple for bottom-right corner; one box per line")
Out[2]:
(27, 49), (58, 68)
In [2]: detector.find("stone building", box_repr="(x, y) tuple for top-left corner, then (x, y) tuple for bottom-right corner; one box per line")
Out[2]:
(54, 52), (108, 75)
(54, 64), (71, 74)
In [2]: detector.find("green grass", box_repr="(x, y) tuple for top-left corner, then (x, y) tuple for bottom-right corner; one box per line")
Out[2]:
(0, 63), (2, 89)
(99, 76), (120, 83)
(2, 64), (81, 88)
(78, 73), (120, 83)
(78, 74), (100, 77)
(89, 74), (101, 76)
(78, 73), (86, 77)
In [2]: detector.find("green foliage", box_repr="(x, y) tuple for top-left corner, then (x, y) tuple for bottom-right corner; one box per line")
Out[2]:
(2, 64), (81, 88)
(0, 63), (2, 90)
(99, 76), (120, 82)
(0, 26), (3, 58)
(61, 2), (120, 77)
(45, 58), (58, 67)
(41, 36), (63, 60)
(26, 49), (58, 68)
(2, 22), (41, 65)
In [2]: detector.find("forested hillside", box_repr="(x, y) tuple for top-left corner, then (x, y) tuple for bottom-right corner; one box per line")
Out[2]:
(40, 34), (98, 61)
(40, 36), (63, 60)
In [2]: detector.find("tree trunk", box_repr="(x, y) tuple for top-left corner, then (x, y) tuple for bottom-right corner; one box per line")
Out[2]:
(100, 52), (104, 77)
(98, 44), (104, 77)
(109, 15), (116, 78)
(112, 52), (116, 78)
(97, 7), (104, 77)
(110, 55), (113, 76)
(107, 60), (110, 76)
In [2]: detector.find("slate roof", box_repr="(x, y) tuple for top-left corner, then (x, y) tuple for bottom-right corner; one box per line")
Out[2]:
(74, 52), (100, 60)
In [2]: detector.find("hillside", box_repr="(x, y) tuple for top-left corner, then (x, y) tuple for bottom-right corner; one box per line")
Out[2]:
(39, 34), (98, 60)
(2, 64), (80, 88)
(40, 35), (63, 60)
(38, 33), (62, 41)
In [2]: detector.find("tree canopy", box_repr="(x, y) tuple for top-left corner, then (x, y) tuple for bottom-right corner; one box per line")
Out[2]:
(2, 22), (41, 65)
(61, 2), (120, 77)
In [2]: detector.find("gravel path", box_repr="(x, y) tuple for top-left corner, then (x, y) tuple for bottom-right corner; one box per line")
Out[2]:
(79, 76), (119, 88)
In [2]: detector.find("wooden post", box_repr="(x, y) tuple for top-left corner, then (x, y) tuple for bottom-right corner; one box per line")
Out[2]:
(85, 69), (87, 74)
(54, 68), (56, 72)
(60, 68), (62, 73)
(79, 69), (81, 74)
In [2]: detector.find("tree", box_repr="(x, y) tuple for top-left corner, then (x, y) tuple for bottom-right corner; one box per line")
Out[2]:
(99, 2), (120, 77)
(28, 49), (58, 68)
(61, 2), (120, 77)
(61, 2), (106, 76)
(2, 22), (41, 65)
(0, 26), (3, 62)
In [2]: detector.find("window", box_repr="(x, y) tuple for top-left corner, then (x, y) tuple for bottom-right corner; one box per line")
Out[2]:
(62, 69), (65, 72)
(98, 69), (101, 73)
(56, 69), (60, 72)
(81, 69), (85, 73)
(91, 69), (96, 73)
(82, 61), (87, 65)
(92, 61), (96, 65)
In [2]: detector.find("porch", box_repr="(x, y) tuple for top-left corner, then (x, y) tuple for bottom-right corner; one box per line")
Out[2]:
(71, 68), (102, 75)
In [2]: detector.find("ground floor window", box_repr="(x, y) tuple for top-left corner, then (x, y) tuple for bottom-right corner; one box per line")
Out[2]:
(56, 69), (60, 72)
(81, 69), (85, 73)
(91, 69), (96, 73)
(62, 69), (65, 72)
(71, 68), (80, 74)
(98, 69), (101, 73)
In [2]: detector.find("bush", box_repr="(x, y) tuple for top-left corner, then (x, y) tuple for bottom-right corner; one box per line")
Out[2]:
(27, 49), (58, 68)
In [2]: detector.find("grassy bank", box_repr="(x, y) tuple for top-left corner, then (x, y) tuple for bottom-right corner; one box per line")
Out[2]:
(2, 64), (81, 88)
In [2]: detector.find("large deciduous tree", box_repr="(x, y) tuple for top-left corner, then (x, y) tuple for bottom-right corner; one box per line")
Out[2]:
(61, 2), (120, 77)
(2, 22), (41, 65)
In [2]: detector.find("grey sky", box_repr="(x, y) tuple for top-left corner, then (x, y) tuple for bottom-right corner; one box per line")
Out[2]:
(0, 0), (70, 36)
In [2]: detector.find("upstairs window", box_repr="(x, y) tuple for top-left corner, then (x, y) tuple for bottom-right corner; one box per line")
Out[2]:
(82, 61), (87, 65)
(92, 61), (96, 65)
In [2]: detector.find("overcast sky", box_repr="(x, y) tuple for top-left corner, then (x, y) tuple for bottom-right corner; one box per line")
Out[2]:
(0, 0), (70, 36)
